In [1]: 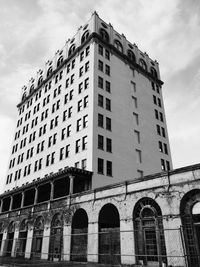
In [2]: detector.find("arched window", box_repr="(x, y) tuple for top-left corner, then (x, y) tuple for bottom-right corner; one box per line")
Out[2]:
(99, 203), (120, 264)
(151, 67), (157, 78)
(68, 44), (76, 57)
(29, 84), (34, 94)
(6, 221), (15, 257)
(38, 76), (43, 87)
(81, 30), (90, 44)
(17, 219), (28, 258)
(99, 28), (109, 43)
(47, 66), (53, 78)
(180, 189), (200, 267)
(139, 59), (147, 71)
(57, 56), (63, 68)
(71, 209), (88, 262)
(49, 213), (63, 261)
(133, 198), (167, 266)
(31, 216), (44, 259)
(127, 49), (136, 62)
(114, 40), (123, 53)
(22, 92), (26, 101)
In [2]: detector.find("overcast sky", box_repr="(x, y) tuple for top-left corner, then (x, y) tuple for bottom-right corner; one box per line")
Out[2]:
(0, 0), (200, 192)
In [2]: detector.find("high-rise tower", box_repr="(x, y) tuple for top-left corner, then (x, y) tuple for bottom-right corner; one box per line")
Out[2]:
(4, 12), (172, 192)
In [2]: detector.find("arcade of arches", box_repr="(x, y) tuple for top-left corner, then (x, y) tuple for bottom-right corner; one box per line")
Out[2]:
(0, 164), (200, 267)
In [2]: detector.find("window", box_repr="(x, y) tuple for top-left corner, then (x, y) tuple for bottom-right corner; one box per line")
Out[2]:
(139, 59), (147, 71)
(156, 125), (161, 135)
(60, 147), (64, 160)
(66, 78), (69, 88)
(106, 161), (112, 176)
(151, 67), (158, 78)
(67, 64), (70, 73)
(105, 81), (111, 93)
(82, 159), (87, 170)
(84, 95), (89, 108)
(106, 138), (112, 152)
(98, 158), (104, 174)
(68, 44), (75, 56)
(86, 46), (90, 56)
(159, 141), (163, 152)
(152, 82), (155, 91)
(166, 161), (170, 170)
(161, 127), (166, 138)
(99, 44), (103, 55)
(79, 82), (83, 94)
(83, 115), (88, 128)
(164, 143), (168, 155)
(79, 66), (84, 77)
(98, 114), (104, 128)
(77, 100), (82, 112)
(156, 84), (160, 94)
(71, 74), (74, 84)
(65, 145), (70, 158)
(155, 109), (159, 120)
(82, 135), (87, 150)
(75, 162), (80, 168)
(63, 110), (67, 121)
(81, 30), (89, 44)
(105, 49), (110, 60)
(77, 118), (81, 132)
(98, 135), (104, 150)
(61, 128), (66, 140)
(136, 149), (142, 163)
(67, 124), (71, 137)
(160, 112), (164, 122)
(80, 51), (84, 61)
(153, 95), (157, 105)
(105, 65), (110, 76)
(98, 60), (103, 71)
(98, 76), (103, 89)
(161, 159), (165, 171)
(68, 106), (72, 118)
(64, 94), (68, 104)
(106, 98), (111, 111)
(75, 139), (81, 153)
(72, 59), (75, 69)
(158, 98), (161, 107)
(127, 50), (135, 62)
(69, 89), (73, 100)
(106, 117), (111, 131)
(114, 40), (123, 53)
(85, 77), (89, 89)
(85, 61), (89, 72)
(98, 94), (104, 107)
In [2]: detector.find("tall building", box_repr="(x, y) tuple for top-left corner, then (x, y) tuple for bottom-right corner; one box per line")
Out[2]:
(4, 12), (172, 192)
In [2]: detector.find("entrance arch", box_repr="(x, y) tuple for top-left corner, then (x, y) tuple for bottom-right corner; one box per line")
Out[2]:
(71, 209), (88, 262)
(180, 189), (200, 267)
(133, 198), (167, 266)
(31, 216), (44, 259)
(17, 219), (28, 258)
(6, 221), (15, 256)
(49, 213), (63, 261)
(98, 203), (121, 264)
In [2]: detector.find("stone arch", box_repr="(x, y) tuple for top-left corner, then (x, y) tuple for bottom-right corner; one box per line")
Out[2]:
(139, 58), (147, 71)
(114, 39), (123, 53)
(6, 221), (15, 256)
(71, 208), (88, 262)
(98, 203), (121, 264)
(17, 219), (28, 258)
(49, 213), (63, 261)
(127, 49), (136, 62)
(68, 44), (76, 57)
(47, 66), (53, 78)
(31, 216), (44, 259)
(22, 92), (26, 101)
(180, 189), (200, 267)
(151, 67), (158, 79)
(99, 28), (109, 43)
(81, 30), (90, 44)
(29, 84), (34, 94)
(133, 197), (167, 266)
(57, 56), (63, 68)
(37, 76), (43, 87)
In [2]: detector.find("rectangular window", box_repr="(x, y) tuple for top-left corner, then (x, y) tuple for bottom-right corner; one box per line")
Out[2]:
(61, 128), (66, 140)
(82, 135), (87, 150)
(78, 100), (82, 112)
(153, 95), (157, 105)
(106, 117), (111, 131)
(166, 160), (170, 170)
(160, 112), (164, 122)
(72, 59), (75, 69)
(77, 118), (81, 132)
(136, 149), (142, 163)
(106, 161), (112, 176)
(63, 110), (67, 121)
(106, 98), (111, 111)
(105, 65), (110, 76)
(152, 82), (155, 90)
(105, 81), (111, 93)
(60, 147), (64, 160)
(98, 158), (104, 174)
(156, 125), (161, 135)
(133, 112), (139, 125)
(82, 159), (87, 170)
(158, 98), (161, 107)
(64, 94), (68, 104)
(98, 94), (104, 107)
(80, 51), (84, 62)
(84, 95), (88, 108)
(98, 60), (103, 71)
(98, 76), (103, 89)
(106, 138), (112, 152)
(159, 141), (163, 152)
(105, 49), (110, 60)
(66, 78), (69, 88)
(155, 109), (159, 120)
(85, 61), (89, 72)
(83, 115), (88, 128)
(162, 127), (166, 138)
(98, 44), (103, 55)
(161, 159), (165, 171)
(67, 124), (71, 137)
(68, 106), (72, 118)
(65, 144), (70, 158)
(71, 74), (74, 84)
(86, 46), (90, 56)
(79, 67), (84, 77)
(134, 130), (140, 144)
(98, 135), (104, 150)
(98, 114), (104, 128)
(79, 82), (83, 94)
(85, 77), (89, 89)
(69, 89), (73, 100)
(75, 162), (80, 168)
(75, 139), (81, 153)
(164, 143), (168, 154)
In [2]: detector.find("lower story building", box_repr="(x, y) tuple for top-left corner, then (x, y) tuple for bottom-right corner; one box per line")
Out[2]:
(0, 163), (200, 267)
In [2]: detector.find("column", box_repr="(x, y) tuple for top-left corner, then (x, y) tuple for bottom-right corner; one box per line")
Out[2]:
(163, 217), (186, 267)
(87, 221), (98, 263)
(25, 227), (33, 259)
(120, 218), (136, 265)
(63, 224), (71, 261)
(50, 181), (54, 200)
(0, 231), (7, 256)
(41, 226), (50, 260)
(21, 192), (25, 208)
(11, 228), (19, 257)
(9, 196), (13, 211)
(34, 187), (38, 205)
(69, 175), (74, 195)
